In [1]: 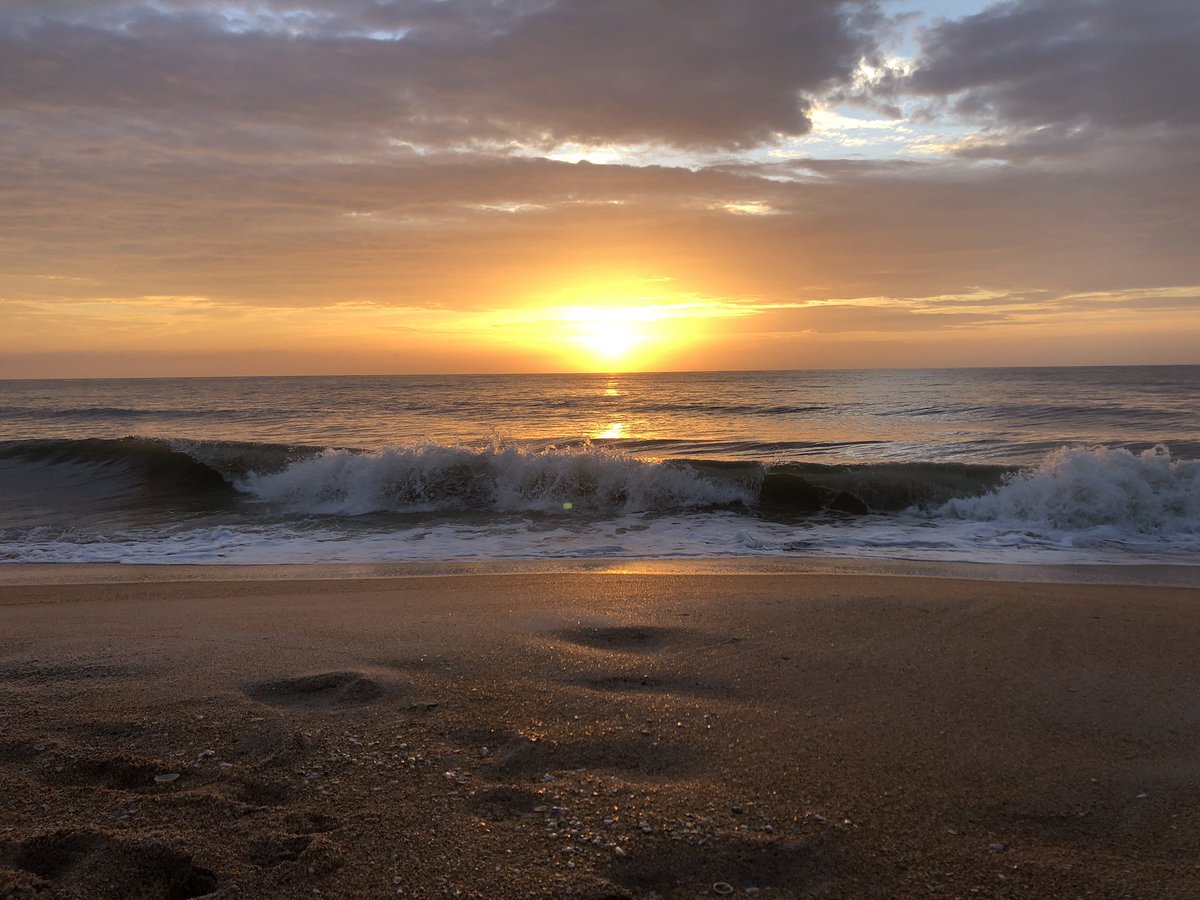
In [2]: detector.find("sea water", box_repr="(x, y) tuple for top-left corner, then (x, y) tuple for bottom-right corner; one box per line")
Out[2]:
(1, 367), (1198, 564)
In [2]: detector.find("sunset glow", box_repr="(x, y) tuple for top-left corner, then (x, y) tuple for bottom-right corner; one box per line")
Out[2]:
(553, 302), (698, 370)
(569, 310), (646, 366)
(0, 0), (1196, 377)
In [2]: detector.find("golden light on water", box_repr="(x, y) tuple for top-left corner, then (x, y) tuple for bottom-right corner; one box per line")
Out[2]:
(593, 378), (627, 439)
(594, 422), (626, 439)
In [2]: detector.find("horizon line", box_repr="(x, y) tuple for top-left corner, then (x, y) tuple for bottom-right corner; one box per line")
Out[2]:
(3, 361), (1198, 382)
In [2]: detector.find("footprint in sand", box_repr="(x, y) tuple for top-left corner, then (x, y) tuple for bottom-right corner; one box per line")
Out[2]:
(0, 829), (221, 899)
(54, 754), (193, 792)
(468, 785), (542, 820)
(243, 835), (312, 868)
(282, 811), (343, 834)
(553, 625), (677, 653)
(0, 744), (200, 795)
(0, 739), (56, 768)
(231, 776), (295, 807)
(234, 723), (319, 766)
(244, 671), (387, 708)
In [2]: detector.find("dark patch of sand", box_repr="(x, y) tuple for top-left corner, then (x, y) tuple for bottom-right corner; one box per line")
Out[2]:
(245, 671), (387, 708)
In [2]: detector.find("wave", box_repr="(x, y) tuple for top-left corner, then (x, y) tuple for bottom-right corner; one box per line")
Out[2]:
(550, 437), (890, 460)
(0, 438), (237, 530)
(239, 443), (755, 515)
(234, 443), (1012, 517)
(941, 445), (1200, 536)
(758, 461), (1009, 513)
(1, 439), (1196, 552)
(612, 401), (830, 416)
(0, 406), (252, 420)
(0, 438), (233, 496)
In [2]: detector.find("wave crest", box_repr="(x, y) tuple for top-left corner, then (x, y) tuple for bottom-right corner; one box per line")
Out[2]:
(941, 445), (1200, 534)
(240, 442), (755, 515)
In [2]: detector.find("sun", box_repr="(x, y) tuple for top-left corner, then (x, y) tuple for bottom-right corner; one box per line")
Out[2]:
(549, 299), (717, 370)
(511, 272), (734, 371)
(570, 309), (646, 363)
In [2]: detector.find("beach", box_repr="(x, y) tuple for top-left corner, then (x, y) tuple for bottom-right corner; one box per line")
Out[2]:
(2, 563), (1198, 898)
(7, 0), (1200, 895)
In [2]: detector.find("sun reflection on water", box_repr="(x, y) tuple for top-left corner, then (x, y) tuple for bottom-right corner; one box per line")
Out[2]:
(594, 422), (626, 439)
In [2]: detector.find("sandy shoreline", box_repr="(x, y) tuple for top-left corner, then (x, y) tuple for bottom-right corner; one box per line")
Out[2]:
(2, 567), (1199, 898)
(4, 557), (1200, 587)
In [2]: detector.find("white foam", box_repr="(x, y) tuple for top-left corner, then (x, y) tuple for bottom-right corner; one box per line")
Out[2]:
(5, 506), (1199, 566)
(239, 442), (754, 515)
(940, 445), (1200, 534)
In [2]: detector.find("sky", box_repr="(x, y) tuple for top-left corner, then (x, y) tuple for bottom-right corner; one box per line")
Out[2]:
(2, 0), (1198, 377)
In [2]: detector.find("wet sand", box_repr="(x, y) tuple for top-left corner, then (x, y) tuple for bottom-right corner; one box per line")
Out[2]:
(1, 564), (1199, 898)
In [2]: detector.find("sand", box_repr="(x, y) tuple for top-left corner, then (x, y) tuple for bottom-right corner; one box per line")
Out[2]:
(1, 562), (1199, 898)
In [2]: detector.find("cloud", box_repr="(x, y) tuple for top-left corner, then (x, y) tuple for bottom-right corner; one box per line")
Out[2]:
(910, 0), (1199, 129)
(4, 138), (1196, 311)
(904, 0), (1200, 161)
(1, 1), (1197, 374)
(0, 0), (884, 149)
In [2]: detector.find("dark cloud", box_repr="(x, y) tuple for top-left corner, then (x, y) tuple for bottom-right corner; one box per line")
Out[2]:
(0, 0), (883, 149)
(911, 0), (1199, 129)
(906, 0), (1200, 161)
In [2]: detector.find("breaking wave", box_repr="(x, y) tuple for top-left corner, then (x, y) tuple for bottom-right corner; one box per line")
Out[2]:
(1, 438), (1197, 563)
(941, 445), (1200, 536)
(239, 443), (754, 515)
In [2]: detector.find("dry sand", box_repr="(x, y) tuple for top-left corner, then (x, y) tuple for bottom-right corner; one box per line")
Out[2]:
(1, 563), (1199, 898)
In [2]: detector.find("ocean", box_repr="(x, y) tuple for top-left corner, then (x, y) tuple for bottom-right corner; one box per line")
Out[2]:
(2, 367), (1198, 565)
